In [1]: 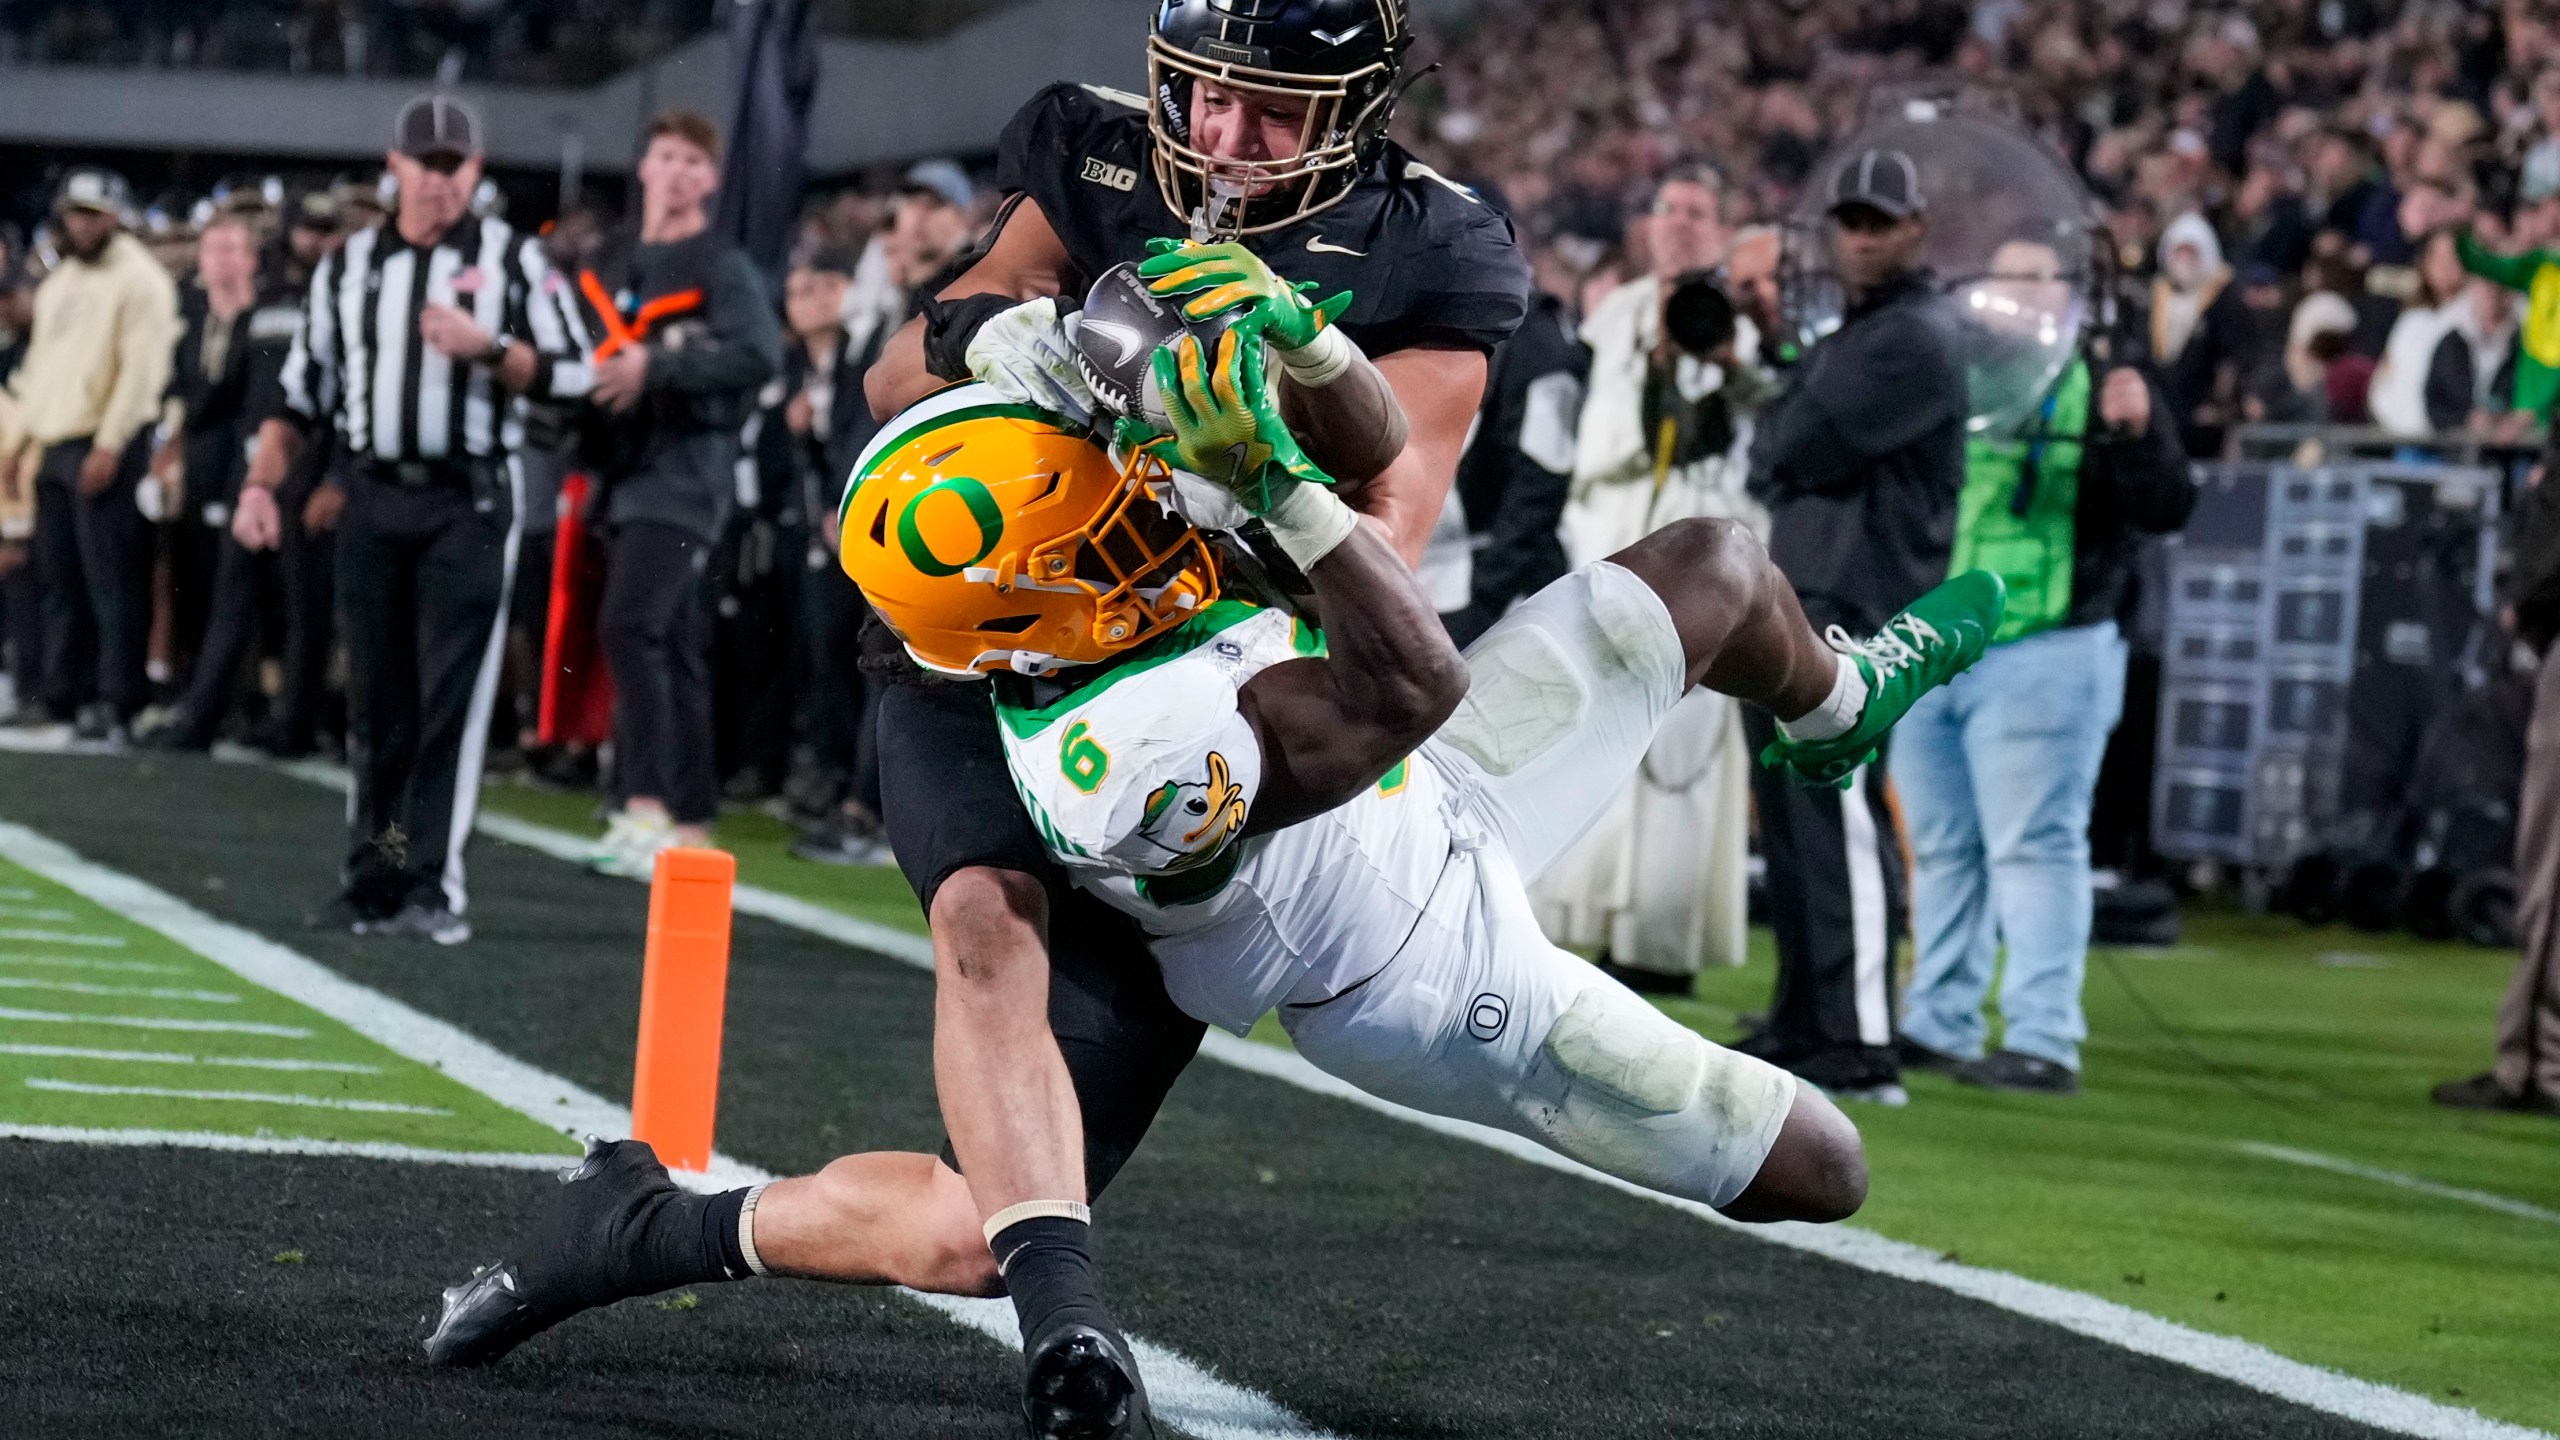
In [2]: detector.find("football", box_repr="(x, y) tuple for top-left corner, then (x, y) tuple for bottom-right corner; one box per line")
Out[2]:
(1073, 259), (1254, 431)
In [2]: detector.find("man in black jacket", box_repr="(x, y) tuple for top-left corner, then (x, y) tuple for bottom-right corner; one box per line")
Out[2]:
(2434, 462), (2560, 1117)
(1744, 148), (1968, 1102)
(572, 111), (783, 876)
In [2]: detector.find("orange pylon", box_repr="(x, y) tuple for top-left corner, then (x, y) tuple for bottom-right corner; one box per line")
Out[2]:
(630, 847), (737, 1172)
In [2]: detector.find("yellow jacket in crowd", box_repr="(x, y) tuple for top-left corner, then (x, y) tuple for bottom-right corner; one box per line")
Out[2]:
(0, 386), (22, 541)
(1, 230), (180, 540)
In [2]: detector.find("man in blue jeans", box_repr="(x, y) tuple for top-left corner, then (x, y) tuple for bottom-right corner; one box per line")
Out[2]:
(1893, 284), (2195, 1094)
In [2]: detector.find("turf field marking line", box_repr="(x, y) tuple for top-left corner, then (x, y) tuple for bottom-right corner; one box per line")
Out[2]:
(195, 779), (1354, 1440)
(0, 887), (32, 900)
(0, 1005), (313, 1037)
(0, 1122), (581, 1171)
(0, 953), (186, 975)
(0, 1043), (382, 1074)
(0, 975), (241, 1003)
(455, 797), (2554, 1440)
(2236, 1142), (2560, 1226)
(905, 1292), (1350, 1440)
(0, 927), (127, 947)
(25, 1077), (454, 1115)
(0, 904), (77, 921)
(0, 821), (621, 1156)
(1194, 1032), (2550, 1440)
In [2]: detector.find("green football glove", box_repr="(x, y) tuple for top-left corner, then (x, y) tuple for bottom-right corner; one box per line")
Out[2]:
(1151, 326), (1334, 515)
(1138, 237), (1353, 353)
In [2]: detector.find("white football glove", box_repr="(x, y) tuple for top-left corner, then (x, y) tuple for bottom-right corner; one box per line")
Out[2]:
(964, 298), (1097, 427)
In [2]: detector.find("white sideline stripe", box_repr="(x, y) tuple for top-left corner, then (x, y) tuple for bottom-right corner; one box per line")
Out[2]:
(0, 1043), (383, 1074)
(0, 817), (1333, 1440)
(0, 927), (126, 947)
(26, 1077), (452, 1116)
(907, 1292), (1350, 1440)
(0, 1122), (577, 1171)
(0, 975), (239, 1003)
(1193, 1032), (2552, 1440)
(0, 952), (185, 974)
(2237, 1143), (2560, 1227)
(0, 1005), (312, 1037)
(0, 887), (33, 899)
(0, 904), (76, 921)
(462, 800), (2559, 1440)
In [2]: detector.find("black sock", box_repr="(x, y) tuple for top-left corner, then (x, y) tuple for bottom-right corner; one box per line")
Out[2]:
(517, 1148), (758, 1310)
(991, 1215), (1119, 1349)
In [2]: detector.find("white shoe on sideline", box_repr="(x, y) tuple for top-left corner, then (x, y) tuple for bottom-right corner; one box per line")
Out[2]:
(588, 809), (673, 878)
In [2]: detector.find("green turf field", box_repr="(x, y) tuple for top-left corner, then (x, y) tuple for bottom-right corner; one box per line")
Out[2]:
(476, 782), (2558, 1430)
(0, 852), (578, 1160)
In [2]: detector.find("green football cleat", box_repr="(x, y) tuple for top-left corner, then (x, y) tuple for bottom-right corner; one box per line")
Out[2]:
(1760, 570), (2007, 788)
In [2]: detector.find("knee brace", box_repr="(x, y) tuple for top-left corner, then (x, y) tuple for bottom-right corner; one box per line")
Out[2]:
(1537, 984), (1796, 1209)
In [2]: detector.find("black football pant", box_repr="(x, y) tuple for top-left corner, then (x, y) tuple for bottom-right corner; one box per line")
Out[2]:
(1745, 707), (1907, 1076)
(337, 467), (516, 916)
(2, 556), (38, 718)
(710, 514), (800, 792)
(600, 521), (717, 827)
(33, 436), (152, 720)
(797, 553), (882, 815)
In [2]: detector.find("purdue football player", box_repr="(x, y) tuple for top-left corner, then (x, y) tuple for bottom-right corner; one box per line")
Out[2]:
(426, 5), (1528, 1437)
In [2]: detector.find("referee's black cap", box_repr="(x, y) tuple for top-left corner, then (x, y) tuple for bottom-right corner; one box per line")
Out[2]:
(394, 93), (483, 165)
(1827, 147), (1925, 220)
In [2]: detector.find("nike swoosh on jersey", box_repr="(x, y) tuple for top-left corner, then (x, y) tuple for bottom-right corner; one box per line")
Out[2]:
(1305, 236), (1367, 257)
(1080, 317), (1146, 367)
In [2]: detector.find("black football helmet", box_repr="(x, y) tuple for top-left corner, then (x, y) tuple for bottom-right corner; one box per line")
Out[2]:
(1148, 0), (1413, 237)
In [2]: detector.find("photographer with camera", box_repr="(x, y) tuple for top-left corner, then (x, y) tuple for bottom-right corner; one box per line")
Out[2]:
(1532, 166), (1773, 993)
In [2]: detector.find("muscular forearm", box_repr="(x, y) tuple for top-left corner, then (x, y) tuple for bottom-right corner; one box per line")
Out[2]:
(1241, 513), (1468, 831)
(1277, 339), (1409, 485)
(866, 318), (935, 421)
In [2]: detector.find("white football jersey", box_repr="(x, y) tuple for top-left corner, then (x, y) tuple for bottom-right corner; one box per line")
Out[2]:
(995, 600), (1464, 1033)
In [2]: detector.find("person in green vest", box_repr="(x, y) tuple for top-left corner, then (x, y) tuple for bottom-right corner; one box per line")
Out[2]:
(1891, 237), (2199, 1094)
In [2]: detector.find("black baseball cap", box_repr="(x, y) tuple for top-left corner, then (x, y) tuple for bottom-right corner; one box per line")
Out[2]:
(1828, 148), (1925, 220)
(291, 190), (343, 231)
(394, 93), (483, 164)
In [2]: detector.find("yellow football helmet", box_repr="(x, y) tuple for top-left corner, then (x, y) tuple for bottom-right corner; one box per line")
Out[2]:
(838, 389), (1221, 677)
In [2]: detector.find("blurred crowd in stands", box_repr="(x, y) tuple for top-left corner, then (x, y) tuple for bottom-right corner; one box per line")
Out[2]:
(1401, 0), (2552, 454)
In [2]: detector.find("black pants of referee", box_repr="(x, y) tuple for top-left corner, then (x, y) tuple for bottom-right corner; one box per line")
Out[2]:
(33, 435), (152, 721)
(337, 465), (516, 918)
(601, 521), (717, 827)
(1744, 707), (1908, 1085)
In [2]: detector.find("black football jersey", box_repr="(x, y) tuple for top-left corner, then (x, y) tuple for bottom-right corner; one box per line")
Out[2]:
(995, 82), (1531, 359)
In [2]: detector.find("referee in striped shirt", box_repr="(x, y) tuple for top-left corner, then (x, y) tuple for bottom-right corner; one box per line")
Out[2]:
(234, 94), (591, 945)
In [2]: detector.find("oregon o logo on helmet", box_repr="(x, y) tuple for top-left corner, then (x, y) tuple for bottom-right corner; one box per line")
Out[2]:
(1465, 992), (1509, 1043)
(897, 477), (1005, 578)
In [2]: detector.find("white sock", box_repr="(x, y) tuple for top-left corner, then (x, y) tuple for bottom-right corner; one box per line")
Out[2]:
(1778, 653), (1870, 743)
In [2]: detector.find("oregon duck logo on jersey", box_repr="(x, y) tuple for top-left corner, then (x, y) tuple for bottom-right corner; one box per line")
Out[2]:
(1136, 752), (1248, 869)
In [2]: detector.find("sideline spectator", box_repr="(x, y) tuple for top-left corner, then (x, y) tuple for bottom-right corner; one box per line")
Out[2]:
(137, 212), (300, 750)
(1742, 150), (1967, 1104)
(238, 93), (592, 944)
(2434, 459), (2560, 1118)
(1895, 241), (2196, 1096)
(10, 169), (178, 744)
(0, 236), (35, 723)
(571, 111), (782, 877)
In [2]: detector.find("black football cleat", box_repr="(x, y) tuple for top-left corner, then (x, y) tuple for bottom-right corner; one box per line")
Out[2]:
(423, 1138), (681, 1367)
(1023, 1323), (1157, 1440)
